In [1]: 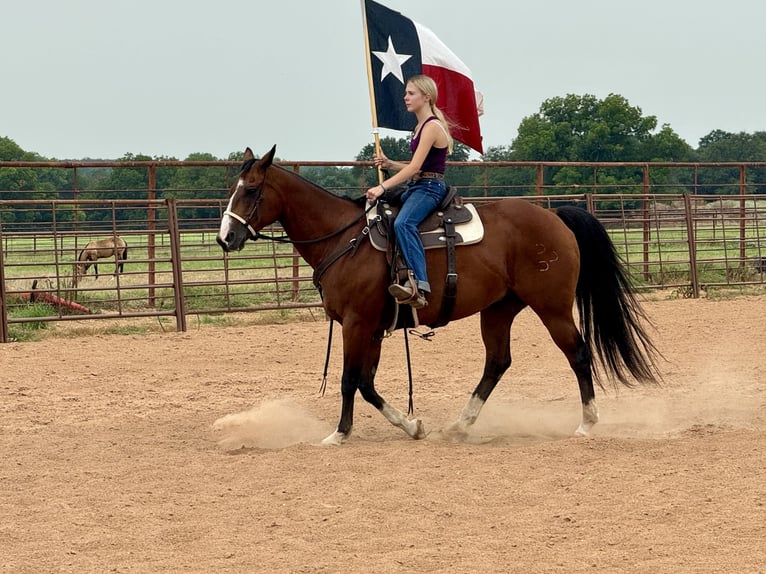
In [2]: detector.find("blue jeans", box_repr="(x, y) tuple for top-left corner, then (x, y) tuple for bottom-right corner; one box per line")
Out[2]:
(393, 178), (448, 293)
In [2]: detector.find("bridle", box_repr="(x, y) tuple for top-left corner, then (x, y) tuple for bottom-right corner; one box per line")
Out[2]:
(222, 208), (258, 238)
(223, 167), (415, 411)
(221, 165), (380, 296)
(222, 179), (264, 239)
(223, 169), (376, 246)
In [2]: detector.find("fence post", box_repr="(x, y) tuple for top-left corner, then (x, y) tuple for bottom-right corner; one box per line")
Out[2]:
(739, 164), (747, 268)
(0, 222), (7, 343)
(291, 165), (301, 301)
(536, 164), (544, 196)
(642, 164), (650, 281)
(166, 198), (187, 332)
(148, 165), (157, 308)
(682, 193), (700, 298)
(585, 193), (594, 214)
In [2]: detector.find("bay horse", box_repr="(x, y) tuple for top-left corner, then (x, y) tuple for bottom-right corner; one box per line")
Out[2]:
(217, 146), (661, 446)
(74, 236), (128, 282)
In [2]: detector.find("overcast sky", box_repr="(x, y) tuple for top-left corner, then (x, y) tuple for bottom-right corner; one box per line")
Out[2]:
(2, 0), (764, 161)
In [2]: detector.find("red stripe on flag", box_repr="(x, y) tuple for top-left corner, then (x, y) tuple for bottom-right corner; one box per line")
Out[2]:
(422, 64), (483, 154)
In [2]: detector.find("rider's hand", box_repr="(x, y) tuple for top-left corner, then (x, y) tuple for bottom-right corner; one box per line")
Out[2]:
(374, 152), (390, 170)
(366, 184), (386, 201)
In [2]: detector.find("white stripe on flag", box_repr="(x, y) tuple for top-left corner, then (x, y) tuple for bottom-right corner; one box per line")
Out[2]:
(414, 22), (473, 79)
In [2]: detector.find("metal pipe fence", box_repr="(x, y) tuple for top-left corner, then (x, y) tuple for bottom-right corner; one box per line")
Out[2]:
(1, 160), (765, 341)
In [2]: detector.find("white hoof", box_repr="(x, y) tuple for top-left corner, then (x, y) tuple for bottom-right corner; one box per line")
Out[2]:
(442, 421), (469, 442)
(410, 419), (426, 440)
(575, 401), (599, 436)
(380, 403), (426, 440)
(321, 430), (349, 446)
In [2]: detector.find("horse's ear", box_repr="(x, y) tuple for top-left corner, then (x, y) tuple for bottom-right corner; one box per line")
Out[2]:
(243, 147), (255, 161)
(261, 145), (277, 168)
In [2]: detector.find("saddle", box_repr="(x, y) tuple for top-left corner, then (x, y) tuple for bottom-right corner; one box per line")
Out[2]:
(367, 187), (485, 329)
(367, 187), (484, 252)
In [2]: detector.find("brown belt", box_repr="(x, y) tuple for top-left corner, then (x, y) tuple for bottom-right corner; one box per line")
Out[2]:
(413, 171), (445, 181)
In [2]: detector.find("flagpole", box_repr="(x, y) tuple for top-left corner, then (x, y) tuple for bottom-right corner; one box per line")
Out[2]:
(360, 0), (383, 183)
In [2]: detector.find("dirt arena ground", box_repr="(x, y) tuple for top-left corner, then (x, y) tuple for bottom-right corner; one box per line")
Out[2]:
(1, 295), (765, 573)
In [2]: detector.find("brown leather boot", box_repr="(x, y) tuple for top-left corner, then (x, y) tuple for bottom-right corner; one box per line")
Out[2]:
(388, 283), (428, 309)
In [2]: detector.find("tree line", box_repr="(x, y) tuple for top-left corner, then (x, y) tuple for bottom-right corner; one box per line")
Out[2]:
(2, 92), (766, 226)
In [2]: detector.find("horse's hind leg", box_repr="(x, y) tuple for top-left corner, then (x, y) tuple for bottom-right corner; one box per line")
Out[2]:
(447, 297), (523, 439)
(537, 310), (598, 436)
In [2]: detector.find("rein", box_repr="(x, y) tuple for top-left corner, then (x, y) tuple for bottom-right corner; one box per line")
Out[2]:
(225, 186), (418, 415)
(252, 202), (374, 245)
(228, 195), (377, 289)
(225, 171), (375, 246)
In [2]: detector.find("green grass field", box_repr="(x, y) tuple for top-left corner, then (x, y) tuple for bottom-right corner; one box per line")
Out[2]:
(2, 221), (765, 341)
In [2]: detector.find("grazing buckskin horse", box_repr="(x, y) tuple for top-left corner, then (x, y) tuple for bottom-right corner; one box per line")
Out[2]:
(74, 236), (128, 282)
(216, 146), (661, 446)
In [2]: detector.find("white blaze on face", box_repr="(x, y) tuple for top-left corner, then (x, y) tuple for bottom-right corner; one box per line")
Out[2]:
(218, 178), (244, 240)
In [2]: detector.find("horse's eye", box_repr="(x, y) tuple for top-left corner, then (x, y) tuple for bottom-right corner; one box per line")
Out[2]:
(245, 187), (259, 194)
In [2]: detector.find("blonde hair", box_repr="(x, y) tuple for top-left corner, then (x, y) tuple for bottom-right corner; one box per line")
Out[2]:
(407, 74), (454, 153)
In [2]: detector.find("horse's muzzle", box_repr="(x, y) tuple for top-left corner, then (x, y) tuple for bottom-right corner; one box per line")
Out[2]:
(217, 231), (249, 252)
(216, 234), (233, 252)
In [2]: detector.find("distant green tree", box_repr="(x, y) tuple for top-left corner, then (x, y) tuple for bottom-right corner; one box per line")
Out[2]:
(513, 94), (655, 162)
(300, 166), (362, 199)
(696, 130), (766, 194)
(355, 136), (473, 193)
(0, 136), (73, 223)
(644, 124), (694, 162)
(0, 137), (37, 202)
(476, 145), (537, 197)
(511, 94), (692, 200)
(227, 150), (246, 163)
(697, 130), (766, 161)
(162, 153), (229, 222)
(0, 136), (29, 161)
(356, 136), (411, 162)
(102, 153), (178, 194)
(169, 153), (227, 194)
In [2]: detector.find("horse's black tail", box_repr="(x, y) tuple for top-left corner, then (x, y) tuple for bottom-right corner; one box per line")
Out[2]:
(556, 205), (662, 388)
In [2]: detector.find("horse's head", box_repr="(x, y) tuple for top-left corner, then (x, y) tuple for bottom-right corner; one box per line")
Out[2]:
(217, 145), (279, 252)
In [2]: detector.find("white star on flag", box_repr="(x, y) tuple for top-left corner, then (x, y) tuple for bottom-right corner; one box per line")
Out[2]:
(371, 36), (411, 83)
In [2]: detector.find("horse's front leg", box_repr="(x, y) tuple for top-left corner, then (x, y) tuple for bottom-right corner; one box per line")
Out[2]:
(321, 323), (425, 445)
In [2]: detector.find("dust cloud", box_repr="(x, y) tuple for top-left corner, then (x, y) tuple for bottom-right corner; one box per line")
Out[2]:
(211, 362), (763, 449)
(455, 366), (764, 444)
(213, 399), (333, 451)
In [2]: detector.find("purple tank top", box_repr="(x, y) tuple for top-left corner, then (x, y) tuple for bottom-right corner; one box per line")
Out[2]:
(410, 116), (448, 174)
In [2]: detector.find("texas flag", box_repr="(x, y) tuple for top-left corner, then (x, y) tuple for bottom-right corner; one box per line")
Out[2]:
(364, 0), (484, 154)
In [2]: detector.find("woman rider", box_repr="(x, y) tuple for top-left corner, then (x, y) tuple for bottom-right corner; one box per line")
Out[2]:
(365, 74), (452, 309)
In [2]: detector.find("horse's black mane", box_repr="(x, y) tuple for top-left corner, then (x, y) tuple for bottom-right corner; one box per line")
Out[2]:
(275, 163), (365, 206)
(239, 156), (365, 206)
